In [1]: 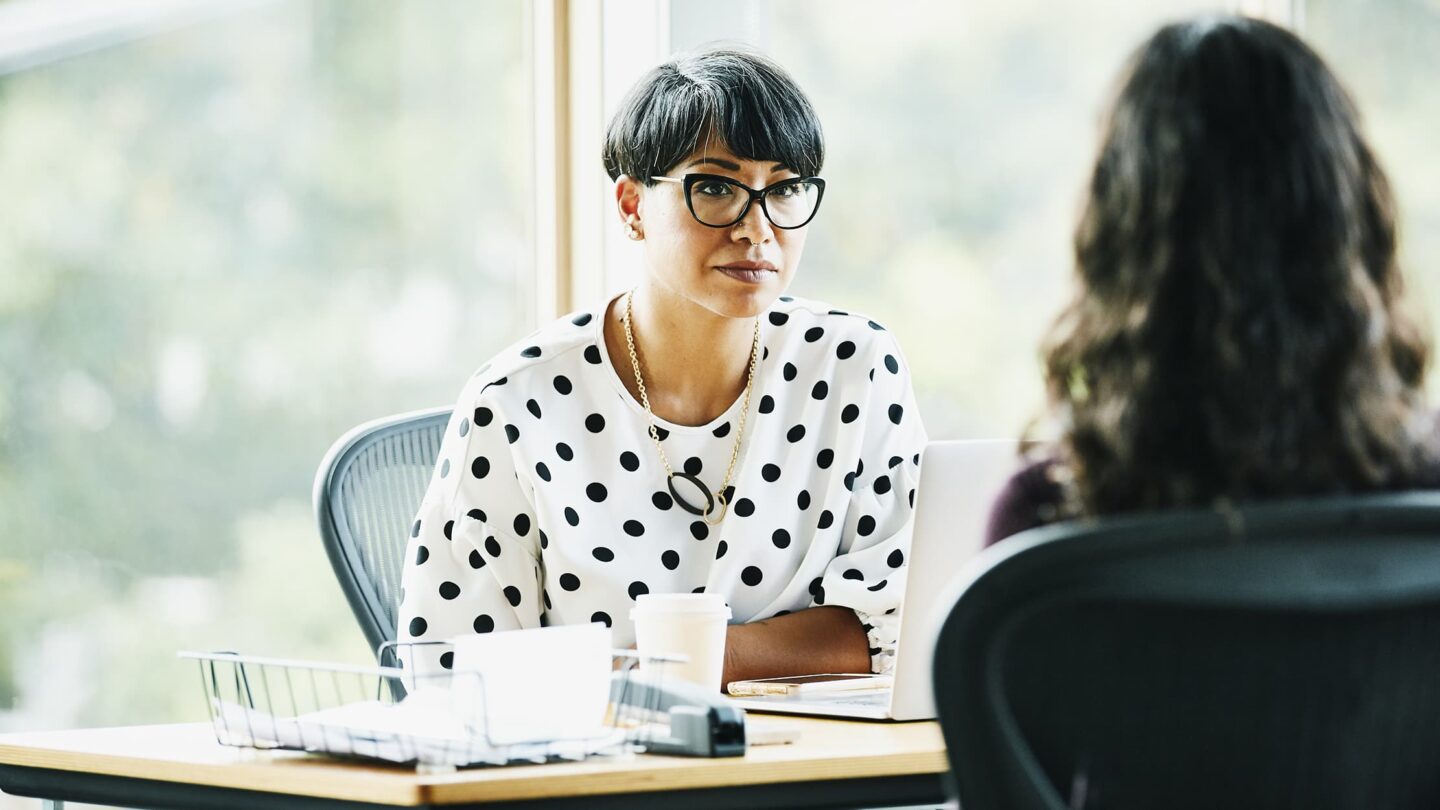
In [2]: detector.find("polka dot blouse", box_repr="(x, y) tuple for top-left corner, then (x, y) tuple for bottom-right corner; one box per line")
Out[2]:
(397, 294), (928, 674)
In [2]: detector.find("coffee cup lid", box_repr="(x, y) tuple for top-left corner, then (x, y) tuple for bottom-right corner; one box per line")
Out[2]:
(629, 592), (732, 617)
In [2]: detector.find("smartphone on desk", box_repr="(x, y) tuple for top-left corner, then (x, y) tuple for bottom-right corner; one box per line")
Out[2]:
(725, 673), (892, 698)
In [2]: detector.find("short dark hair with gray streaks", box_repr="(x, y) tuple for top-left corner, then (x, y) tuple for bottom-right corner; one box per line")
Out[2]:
(603, 46), (824, 184)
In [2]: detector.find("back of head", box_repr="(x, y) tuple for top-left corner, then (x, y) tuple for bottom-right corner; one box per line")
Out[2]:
(1043, 15), (1434, 515)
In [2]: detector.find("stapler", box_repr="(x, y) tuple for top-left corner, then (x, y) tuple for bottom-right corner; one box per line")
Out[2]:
(610, 671), (747, 757)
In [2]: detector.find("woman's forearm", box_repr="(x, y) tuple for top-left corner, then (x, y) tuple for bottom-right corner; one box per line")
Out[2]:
(720, 605), (872, 689)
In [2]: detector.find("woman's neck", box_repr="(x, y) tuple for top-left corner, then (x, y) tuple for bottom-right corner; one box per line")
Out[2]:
(604, 283), (757, 427)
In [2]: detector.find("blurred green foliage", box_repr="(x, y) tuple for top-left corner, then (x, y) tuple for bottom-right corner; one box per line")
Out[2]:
(0, 0), (529, 727)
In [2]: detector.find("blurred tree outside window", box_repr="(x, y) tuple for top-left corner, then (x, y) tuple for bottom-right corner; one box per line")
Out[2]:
(0, 0), (532, 733)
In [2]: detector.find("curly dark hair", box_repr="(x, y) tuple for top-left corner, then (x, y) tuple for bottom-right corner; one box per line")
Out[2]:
(1040, 15), (1435, 516)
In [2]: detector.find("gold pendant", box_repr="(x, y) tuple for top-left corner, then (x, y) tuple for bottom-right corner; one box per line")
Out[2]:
(703, 491), (729, 526)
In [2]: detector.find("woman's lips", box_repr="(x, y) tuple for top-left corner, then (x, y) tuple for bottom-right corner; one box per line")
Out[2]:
(716, 263), (777, 284)
(717, 267), (771, 283)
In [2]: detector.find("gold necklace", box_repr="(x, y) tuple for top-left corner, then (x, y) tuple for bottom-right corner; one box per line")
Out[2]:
(622, 289), (760, 526)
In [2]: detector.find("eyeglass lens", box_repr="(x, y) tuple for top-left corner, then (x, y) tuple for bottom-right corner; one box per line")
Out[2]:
(689, 178), (821, 228)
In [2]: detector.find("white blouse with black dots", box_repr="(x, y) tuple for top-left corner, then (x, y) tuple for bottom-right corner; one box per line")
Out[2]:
(397, 294), (929, 675)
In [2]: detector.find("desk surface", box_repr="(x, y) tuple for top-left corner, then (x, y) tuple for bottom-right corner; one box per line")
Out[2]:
(0, 717), (948, 807)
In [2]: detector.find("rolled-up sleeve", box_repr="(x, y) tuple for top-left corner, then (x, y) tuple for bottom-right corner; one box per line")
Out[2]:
(811, 334), (927, 673)
(397, 377), (542, 676)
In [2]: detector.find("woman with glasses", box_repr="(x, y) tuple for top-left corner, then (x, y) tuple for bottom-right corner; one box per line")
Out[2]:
(987, 16), (1439, 545)
(397, 47), (927, 686)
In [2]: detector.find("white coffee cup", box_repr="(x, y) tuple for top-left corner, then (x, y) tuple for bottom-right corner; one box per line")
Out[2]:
(630, 593), (732, 692)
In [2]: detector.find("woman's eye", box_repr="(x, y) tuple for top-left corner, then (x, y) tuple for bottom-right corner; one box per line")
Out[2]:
(772, 184), (801, 199)
(696, 182), (734, 197)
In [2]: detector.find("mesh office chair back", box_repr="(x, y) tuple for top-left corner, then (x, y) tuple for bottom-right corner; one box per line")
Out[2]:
(932, 493), (1440, 810)
(314, 407), (452, 659)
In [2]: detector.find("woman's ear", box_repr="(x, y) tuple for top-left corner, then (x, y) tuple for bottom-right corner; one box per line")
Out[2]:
(615, 175), (644, 241)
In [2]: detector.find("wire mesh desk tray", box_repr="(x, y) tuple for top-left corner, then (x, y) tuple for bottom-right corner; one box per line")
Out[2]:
(179, 642), (746, 770)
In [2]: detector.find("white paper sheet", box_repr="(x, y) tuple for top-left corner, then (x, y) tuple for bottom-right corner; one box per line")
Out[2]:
(449, 623), (613, 745)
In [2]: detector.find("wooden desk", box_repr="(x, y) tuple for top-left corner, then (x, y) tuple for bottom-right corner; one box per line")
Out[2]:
(0, 716), (950, 809)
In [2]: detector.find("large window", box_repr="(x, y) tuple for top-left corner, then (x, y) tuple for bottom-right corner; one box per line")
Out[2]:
(0, 0), (530, 734)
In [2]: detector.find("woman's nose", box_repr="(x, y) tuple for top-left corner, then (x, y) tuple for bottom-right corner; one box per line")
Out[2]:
(730, 200), (775, 244)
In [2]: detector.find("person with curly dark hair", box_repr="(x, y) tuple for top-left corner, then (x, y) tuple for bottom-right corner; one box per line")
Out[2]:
(987, 15), (1439, 544)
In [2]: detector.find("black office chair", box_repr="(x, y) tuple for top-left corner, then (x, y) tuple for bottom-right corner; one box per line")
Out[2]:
(932, 492), (1440, 810)
(314, 407), (451, 661)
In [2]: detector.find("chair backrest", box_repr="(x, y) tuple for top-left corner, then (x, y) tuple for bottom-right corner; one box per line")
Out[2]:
(932, 492), (1440, 810)
(314, 407), (451, 659)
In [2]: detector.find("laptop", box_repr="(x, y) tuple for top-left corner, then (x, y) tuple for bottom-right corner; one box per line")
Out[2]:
(728, 439), (1025, 721)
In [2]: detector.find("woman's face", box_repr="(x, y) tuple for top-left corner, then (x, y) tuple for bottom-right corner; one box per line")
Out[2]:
(620, 142), (812, 320)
